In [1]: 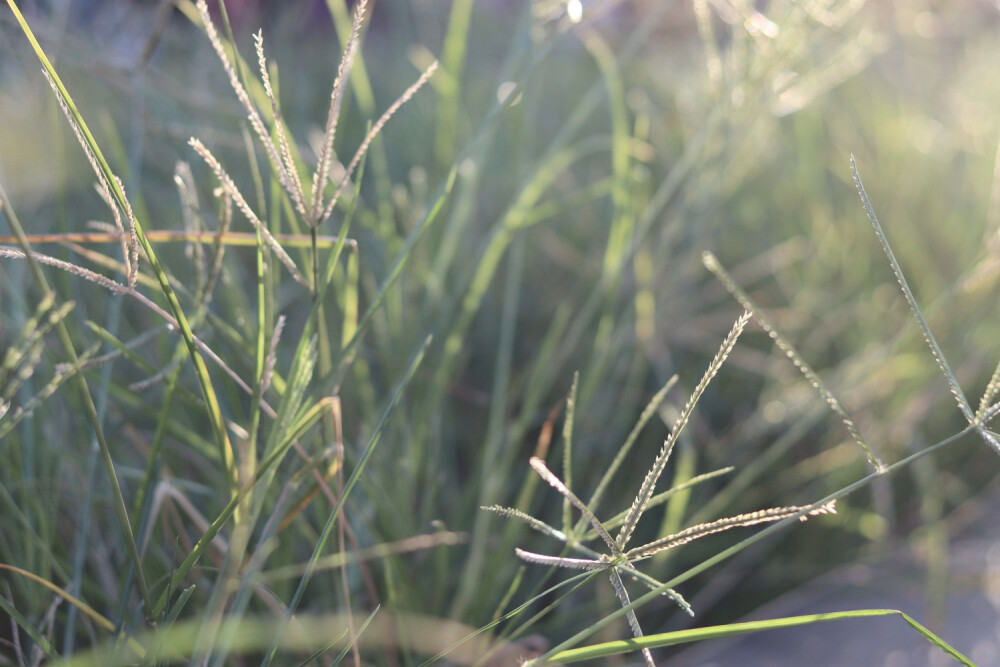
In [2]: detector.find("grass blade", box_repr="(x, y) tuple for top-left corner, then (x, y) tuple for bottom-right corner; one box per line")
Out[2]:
(261, 335), (432, 665)
(7, 0), (238, 527)
(0, 592), (60, 660)
(579, 375), (678, 532)
(562, 373), (579, 536)
(537, 609), (974, 665)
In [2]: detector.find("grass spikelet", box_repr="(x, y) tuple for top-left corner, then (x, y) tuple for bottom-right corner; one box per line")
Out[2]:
(310, 0), (368, 223)
(0, 246), (128, 294)
(850, 155), (973, 423)
(703, 251), (885, 472)
(189, 138), (309, 287)
(977, 362), (1000, 421)
(254, 29), (308, 218)
(617, 310), (751, 549)
(42, 70), (138, 285)
(530, 457), (617, 552)
(261, 314), (286, 393)
(608, 568), (655, 667)
(320, 60), (439, 224)
(850, 156), (997, 453)
(626, 501), (837, 561)
(514, 549), (608, 570)
(483, 505), (569, 541)
(194, 0), (292, 199)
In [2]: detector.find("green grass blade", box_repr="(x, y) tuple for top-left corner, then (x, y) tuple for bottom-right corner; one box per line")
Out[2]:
(0, 173), (154, 616)
(533, 426), (977, 661)
(8, 0), (238, 526)
(329, 605), (380, 665)
(321, 167), (456, 393)
(435, 0), (474, 167)
(262, 335), (431, 665)
(561, 372), (579, 536)
(537, 609), (974, 665)
(0, 592), (60, 660)
(418, 570), (599, 667)
(149, 390), (335, 618)
(579, 375), (678, 532)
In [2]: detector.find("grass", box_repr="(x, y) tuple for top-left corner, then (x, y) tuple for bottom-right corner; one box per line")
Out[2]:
(1, 0), (999, 665)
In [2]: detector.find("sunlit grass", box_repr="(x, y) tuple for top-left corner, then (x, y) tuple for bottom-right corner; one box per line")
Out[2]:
(1, 0), (999, 665)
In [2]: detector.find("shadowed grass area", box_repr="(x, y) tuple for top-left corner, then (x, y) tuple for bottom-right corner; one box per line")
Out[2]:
(1, 0), (999, 664)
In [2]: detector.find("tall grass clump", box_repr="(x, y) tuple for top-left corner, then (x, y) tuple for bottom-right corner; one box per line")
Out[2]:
(1, 0), (998, 665)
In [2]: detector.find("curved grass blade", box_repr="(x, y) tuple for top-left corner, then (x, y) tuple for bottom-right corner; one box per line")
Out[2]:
(537, 609), (974, 665)
(533, 426), (976, 662)
(0, 564), (145, 658)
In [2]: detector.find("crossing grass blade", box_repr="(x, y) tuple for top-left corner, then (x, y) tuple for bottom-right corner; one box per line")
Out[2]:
(531, 426), (977, 663)
(6, 1), (238, 518)
(261, 335), (432, 665)
(0, 172), (154, 616)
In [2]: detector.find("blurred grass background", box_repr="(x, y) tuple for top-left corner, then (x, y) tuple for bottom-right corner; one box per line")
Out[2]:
(2, 0), (1000, 663)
